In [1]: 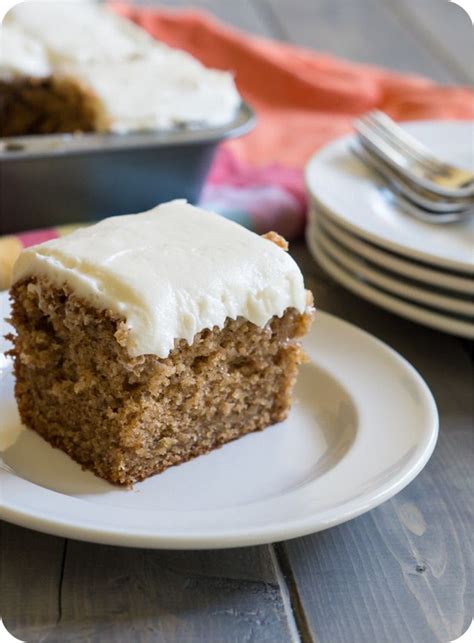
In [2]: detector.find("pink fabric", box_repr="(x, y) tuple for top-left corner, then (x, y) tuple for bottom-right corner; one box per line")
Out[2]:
(17, 229), (59, 248)
(202, 147), (307, 237)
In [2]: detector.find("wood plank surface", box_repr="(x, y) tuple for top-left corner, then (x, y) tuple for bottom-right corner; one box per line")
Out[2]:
(145, 0), (274, 36)
(1, 1), (473, 642)
(0, 523), (66, 640)
(261, 0), (459, 82)
(1, 526), (300, 641)
(387, 0), (474, 84)
(30, 542), (298, 642)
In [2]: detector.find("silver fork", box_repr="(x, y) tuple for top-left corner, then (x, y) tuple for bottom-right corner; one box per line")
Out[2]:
(351, 143), (473, 224)
(352, 143), (473, 214)
(355, 111), (474, 199)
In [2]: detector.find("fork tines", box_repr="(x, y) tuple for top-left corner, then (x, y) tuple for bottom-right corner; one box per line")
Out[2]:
(353, 111), (474, 223)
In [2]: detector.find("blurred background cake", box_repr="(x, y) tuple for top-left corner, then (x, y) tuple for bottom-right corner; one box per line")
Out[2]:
(0, 2), (241, 136)
(0, 2), (249, 231)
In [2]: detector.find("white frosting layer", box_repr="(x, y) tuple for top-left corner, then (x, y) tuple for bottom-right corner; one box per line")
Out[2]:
(0, 25), (51, 79)
(65, 50), (241, 131)
(13, 201), (307, 358)
(5, 2), (156, 64)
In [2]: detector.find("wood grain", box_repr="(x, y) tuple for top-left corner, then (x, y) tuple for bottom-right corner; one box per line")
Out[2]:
(278, 434), (473, 641)
(0, 523), (66, 640)
(13, 542), (298, 642)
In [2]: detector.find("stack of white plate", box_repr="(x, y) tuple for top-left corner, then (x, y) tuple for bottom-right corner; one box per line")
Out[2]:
(305, 120), (474, 339)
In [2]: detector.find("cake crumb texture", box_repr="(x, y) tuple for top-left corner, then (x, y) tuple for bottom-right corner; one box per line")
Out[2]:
(8, 279), (313, 486)
(0, 77), (97, 137)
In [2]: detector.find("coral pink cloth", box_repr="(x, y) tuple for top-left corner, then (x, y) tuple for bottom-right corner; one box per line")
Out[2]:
(1, 6), (473, 289)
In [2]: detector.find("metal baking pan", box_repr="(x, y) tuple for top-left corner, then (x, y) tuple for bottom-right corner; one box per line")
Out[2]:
(0, 102), (255, 234)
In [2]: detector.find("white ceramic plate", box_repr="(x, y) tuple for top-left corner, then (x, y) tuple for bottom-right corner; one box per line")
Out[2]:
(310, 207), (474, 296)
(305, 120), (474, 273)
(310, 217), (474, 317)
(306, 222), (474, 339)
(0, 293), (438, 549)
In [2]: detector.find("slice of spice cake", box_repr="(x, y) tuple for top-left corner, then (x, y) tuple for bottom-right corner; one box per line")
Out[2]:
(8, 200), (314, 485)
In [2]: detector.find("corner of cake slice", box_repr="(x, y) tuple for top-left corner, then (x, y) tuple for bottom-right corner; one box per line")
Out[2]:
(8, 200), (315, 486)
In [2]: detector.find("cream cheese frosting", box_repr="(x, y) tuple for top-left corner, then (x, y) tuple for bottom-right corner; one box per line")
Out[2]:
(66, 51), (241, 132)
(13, 201), (308, 358)
(0, 25), (51, 80)
(5, 2), (156, 64)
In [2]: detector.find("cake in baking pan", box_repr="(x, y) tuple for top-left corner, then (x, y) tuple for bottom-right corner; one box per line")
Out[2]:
(0, 3), (240, 136)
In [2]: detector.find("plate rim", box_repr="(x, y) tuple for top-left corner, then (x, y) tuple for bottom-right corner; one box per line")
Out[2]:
(305, 119), (474, 274)
(312, 218), (474, 317)
(0, 299), (439, 549)
(306, 224), (474, 340)
(309, 207), (474, 295)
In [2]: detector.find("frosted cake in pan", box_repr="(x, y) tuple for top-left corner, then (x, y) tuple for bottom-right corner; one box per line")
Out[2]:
(0, 3), (240, 136)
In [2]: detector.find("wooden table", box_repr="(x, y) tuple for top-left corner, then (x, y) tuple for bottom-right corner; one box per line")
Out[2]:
(1, 2), (472, 641)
